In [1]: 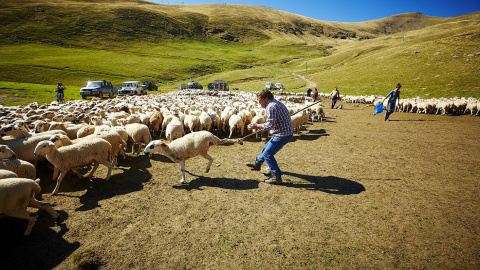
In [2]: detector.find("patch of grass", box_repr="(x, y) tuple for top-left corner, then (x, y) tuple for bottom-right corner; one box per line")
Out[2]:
(72, 249), (103, 270)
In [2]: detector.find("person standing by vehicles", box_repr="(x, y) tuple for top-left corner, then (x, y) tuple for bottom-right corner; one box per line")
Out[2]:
(246, 89), (295, 184)
(312, 87), (319, 101)
(306, 88), (312, 97)
(55, 83), (66, 104)
(382, 83), (402, 121)
(330, 86), (340, 109)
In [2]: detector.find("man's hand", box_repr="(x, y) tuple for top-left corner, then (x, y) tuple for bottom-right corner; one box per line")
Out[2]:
(247, 123), (260, 130)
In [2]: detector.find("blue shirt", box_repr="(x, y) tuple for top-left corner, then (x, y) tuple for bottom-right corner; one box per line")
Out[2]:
(259, 99), (294, 137)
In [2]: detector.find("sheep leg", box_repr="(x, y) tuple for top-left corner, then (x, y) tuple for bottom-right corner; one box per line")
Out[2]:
(179, 159), (186, 184)
(96, 159), (113, 180)
(52, 168), (59, 181)
(52, 170), (67, 195)
(202, 153), (214, 173)
(86, 161), (100, 178)
(28, 198), (59, 220)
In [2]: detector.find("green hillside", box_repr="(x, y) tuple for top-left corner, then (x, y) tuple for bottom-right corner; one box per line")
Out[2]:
(0, 0), (479, 105)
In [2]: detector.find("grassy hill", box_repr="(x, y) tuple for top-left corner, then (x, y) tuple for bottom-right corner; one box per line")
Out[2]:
(0, 0), (479, 105)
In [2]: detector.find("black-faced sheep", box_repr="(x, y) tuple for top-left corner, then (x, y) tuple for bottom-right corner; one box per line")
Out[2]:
(144, 131), (241, 184)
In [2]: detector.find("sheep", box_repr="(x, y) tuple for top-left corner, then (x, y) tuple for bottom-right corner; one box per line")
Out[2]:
(0, 147), (36, 179)
(250, 115), (266, 140)
(50, 132), (126, 166)
(183, 114), (200, 133)
(0, 169), (18, 179)
(0, 178), (60, 236)
(0, 132), (55, 164)
(148, 111), (163, 137)
(124, 123), (152, 156)
(165, 118), (185, 142)
(198, 111), (213, 131)
(144, 131), (242, 184)
(76, 125), (95, 138)
(33, 139), (113, 195)
(228, 114), (245, 138)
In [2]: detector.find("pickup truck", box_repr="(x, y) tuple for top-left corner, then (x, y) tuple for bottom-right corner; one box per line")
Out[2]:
(79, 80), (114, 99)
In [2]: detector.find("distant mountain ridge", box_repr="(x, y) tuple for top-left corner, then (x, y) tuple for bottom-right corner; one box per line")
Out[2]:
(1, 0), (477, 47)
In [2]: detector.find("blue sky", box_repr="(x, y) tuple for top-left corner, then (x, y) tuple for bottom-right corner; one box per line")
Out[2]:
(148, 0), (480, 22)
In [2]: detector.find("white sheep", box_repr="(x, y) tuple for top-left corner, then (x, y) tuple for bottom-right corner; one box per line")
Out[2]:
(183, 114), (200, 133)
(0, 132), (55, 164)
(33, 139), (113, 195)
(0, 178), (60, 235)
(0, 169), (18, 179)
(124, 123), (152, 156)
(198, 111), (213, 131)
(144, 131), (241, 184)
(165, 118), (185, 142)
(228, 114), (245, 138)
(250, 115), (266, 140)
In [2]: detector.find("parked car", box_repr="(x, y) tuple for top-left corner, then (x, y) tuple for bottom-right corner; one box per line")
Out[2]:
(275, 83), (285, 90)
(142, 81), (158, 91)
(265, 82), (275, 90)
(79, 80), (114, 99)
(187, 81), (203, 90)
(118, 81), (146, 96)
(207, 83), (214, 90)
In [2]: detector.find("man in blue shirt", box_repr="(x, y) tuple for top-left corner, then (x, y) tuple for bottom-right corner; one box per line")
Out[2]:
(246, 90), (294, 184)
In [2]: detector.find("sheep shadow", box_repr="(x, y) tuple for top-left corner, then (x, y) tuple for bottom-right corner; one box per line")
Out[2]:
(281, 171), (366, 195)
(74, 155), (154, 211)
(0, 210), (79, 270)
(172, 172), (259, 191)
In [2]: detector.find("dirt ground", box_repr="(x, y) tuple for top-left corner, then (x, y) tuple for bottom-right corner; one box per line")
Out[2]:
(1, 102), (479, 269)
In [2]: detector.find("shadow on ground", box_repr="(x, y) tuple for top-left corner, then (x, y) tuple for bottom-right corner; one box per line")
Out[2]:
(282, 171), (365, 195)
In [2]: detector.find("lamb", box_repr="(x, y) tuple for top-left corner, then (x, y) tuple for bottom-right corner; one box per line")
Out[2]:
(33, 139), (113, 195)
(144, 131), (242, 184)
(124, 123), (152, 156)
(0, 178), (60, 235)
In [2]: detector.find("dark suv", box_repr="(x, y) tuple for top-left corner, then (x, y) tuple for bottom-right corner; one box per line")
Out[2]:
(79, 80), (114, 99)
(187, 81), (203, 90)
(142, 81), (158, 91)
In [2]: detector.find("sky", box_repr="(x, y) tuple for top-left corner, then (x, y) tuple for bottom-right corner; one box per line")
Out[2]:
(148, 0), (480, 22)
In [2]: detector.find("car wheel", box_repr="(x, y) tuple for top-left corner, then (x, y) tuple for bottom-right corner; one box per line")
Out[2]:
(109, 91), (114, 98)
(82, 95), (87, 100)
(99, 92), (103, 99)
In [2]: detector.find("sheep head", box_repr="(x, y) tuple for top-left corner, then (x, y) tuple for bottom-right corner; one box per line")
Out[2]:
(0, 145), (16, 160)
(144, 140), (181, 163)
(33, 140), (56, 157)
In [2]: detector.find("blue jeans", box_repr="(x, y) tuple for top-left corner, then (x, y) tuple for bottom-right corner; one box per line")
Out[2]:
(256, 135), (293, 177)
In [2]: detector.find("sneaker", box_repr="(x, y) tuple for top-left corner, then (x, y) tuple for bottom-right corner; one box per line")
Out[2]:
(264, 175), (282, 184)
(245, 162), (261, 170)
(261, 167), (272, 176)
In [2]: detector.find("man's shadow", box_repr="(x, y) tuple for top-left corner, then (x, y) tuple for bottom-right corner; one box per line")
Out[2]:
(282, 171), (365, 195)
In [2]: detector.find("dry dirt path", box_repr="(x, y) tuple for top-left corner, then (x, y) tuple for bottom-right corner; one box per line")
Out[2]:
(2, 102), (480, 269)
(292, 72), (317, 89)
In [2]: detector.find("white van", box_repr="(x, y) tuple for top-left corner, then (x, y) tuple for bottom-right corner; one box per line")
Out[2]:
(118, 81), (145, 96)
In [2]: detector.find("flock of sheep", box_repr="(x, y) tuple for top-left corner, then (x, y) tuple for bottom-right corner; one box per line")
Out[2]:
(0, 88), (476, 236)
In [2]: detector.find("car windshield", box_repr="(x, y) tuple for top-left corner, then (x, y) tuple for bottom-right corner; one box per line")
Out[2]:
(86, 81), (102, 87)
(123, 83), (136, 87)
